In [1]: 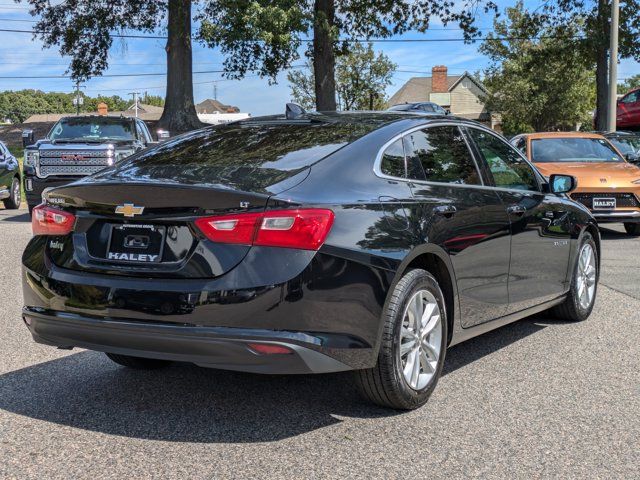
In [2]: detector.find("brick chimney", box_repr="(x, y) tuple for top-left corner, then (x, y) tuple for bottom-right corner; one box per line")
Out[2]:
(431, 66), (448, 93)
(97, 102), (108, 115)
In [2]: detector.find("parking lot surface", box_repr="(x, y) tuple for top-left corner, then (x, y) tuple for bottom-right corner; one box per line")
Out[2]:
(1, 207), (638, 479)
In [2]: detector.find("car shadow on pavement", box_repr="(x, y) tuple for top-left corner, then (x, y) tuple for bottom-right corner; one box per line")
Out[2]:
(0, 210), (30, 223)
(0, 317), (549, 443)
(598, 227), (634, 241)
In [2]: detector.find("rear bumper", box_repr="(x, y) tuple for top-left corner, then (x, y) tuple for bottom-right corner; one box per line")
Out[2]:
(23, 309), (354, 374)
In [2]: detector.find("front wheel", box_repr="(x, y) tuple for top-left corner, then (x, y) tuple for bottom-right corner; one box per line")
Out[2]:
(355, 269), (448, 410)
(623, 222), (640, 236)
(552, 232), (598, 322)
(2, 177), (21, 209)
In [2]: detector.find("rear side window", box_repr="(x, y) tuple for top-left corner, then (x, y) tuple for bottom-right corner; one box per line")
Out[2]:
(404, 126), (481, 185)
(380, 138), (406, 177)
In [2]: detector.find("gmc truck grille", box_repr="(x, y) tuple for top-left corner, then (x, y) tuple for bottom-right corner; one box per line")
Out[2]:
(39, 165), (108, 177)
(37, 149), (113, 178)
(570, 192), (640, 209)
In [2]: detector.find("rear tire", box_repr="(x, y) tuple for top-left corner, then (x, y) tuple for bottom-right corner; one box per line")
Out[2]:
(623, 222), (640, 236)
(105, 353), (171, 370)
(2, 177), (20, 209)
(552, 232), (598, 322)
(355, 269), (448, 410)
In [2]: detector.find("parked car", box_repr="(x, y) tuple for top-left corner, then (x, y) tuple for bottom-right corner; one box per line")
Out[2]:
(511, 131), (640, 235)
(602, 131), (640, 159)
(22, 110), (599, 410)
(0, 140), (21, 209)
(616, 88), (640, 130)
(388, 101), (449, 115)
(22, 115), (155, 214)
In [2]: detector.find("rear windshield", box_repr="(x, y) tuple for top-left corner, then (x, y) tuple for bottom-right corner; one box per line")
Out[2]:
(531, 137), (623, 163)
(49, 117), (135, 142)
(100, 121), (376, 190)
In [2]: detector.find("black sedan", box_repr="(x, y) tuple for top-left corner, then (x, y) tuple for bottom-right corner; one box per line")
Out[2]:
(22, 110), (599, 410)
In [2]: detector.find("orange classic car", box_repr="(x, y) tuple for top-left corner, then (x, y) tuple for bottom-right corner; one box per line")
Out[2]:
(510, 132), (640, 235)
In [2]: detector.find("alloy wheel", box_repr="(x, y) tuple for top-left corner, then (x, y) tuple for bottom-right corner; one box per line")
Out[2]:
(12, 179), (20, 206)
(399, 289), (443, 390)
(576, 243), (597, 310)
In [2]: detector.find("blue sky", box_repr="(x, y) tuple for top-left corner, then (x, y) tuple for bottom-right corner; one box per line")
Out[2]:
(0, 0), (638, 117)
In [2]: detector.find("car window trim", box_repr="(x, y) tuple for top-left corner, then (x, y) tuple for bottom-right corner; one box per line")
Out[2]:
(463, 125), (544, 193)
(373, 121), (487, 187)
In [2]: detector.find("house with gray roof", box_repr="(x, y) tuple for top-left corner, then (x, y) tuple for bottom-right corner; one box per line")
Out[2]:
(389, 66), (500, 129)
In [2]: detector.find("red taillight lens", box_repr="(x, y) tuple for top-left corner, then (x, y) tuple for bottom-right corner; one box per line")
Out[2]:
(194, 209), (334, 251)
(32, 204), (76, 236)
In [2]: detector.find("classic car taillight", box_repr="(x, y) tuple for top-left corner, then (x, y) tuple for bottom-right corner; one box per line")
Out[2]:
(32, 204), (76, 236)
(194, 209), (334, 251)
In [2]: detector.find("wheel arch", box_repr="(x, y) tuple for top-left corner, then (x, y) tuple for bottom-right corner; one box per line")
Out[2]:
(388, 245), (459, 346)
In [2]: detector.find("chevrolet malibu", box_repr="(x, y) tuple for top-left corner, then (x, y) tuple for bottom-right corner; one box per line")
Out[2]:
(22, 111), (599, 410)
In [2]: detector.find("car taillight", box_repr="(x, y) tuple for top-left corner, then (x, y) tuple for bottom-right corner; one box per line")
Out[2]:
(32, 204), (76, 236)
(194, 209), (334, 251)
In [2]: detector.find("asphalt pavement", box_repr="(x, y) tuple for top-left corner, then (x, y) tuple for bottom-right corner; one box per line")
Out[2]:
(0, 207), (638, 479)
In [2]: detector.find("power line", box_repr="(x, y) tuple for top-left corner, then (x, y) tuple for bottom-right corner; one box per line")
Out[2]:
(0, 26), (587, 43)
(0, 66), (305, 80)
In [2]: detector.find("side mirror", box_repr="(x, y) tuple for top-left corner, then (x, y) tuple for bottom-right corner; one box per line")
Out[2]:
(22, 129), (34, 148)
(625, 152), (640, 164)
(549, 174), (577, 194)
(444, 108), (451, 115)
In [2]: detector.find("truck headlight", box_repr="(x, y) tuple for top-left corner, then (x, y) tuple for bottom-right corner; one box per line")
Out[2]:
(24, 150), (39, 168)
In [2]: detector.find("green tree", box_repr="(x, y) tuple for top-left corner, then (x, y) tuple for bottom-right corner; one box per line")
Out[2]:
(619, 74), (640, 94)
(0, 90), (143, 123)
(541, 0), (640, 130)
(21, 0), (200, 133)
(198, 0), (493, 111)
(480, 3), (595, 135)
(287, 43), (396, 110)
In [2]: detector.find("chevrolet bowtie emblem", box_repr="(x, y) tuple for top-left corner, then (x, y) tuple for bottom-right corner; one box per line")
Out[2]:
(115, 203), (144, 217)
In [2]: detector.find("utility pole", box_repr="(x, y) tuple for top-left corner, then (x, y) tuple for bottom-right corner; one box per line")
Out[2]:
(607, 0), (620, 132)
(128, 92), (141, 118)
(213, 82), (218, 101)
(73, 81), (85, 115)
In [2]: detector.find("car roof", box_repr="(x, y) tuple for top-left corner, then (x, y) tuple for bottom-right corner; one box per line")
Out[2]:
(520, 131), (607, 140)
(237, 110), (475, 130)
(58, 115), (136, 122)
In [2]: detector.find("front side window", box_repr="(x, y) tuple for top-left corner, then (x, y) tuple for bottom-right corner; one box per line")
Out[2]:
(468, 128), (538, 191)
(416, 103), (435, 112)
(620, 91), (639, 104)
(530, 137), (624, 163)
(380, 138), (406, 177)
(404, 126), (481, 185)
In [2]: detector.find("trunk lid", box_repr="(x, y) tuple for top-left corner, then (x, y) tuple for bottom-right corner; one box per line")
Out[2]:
(44, 181), (281, 279)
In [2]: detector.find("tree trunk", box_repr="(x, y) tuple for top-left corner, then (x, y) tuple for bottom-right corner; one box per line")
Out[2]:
(313, 0), (337, 111)
(157, 0), (203, 134)
(594, 46), (609, 130)
(593, 0), (610, 131)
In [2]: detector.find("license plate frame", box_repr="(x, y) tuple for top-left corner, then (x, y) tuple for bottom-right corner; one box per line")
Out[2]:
(592, 197), (617, 210)
(106, 223), (166, 263)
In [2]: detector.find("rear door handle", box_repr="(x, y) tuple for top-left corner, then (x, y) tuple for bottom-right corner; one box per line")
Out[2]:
(434, 205), (457, 217)
(507, 205), (526, 216)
